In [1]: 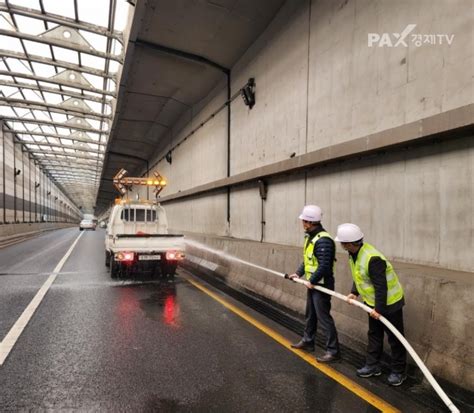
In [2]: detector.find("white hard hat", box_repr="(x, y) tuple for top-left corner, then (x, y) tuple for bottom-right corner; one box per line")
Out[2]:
(299, 205), (322, 222)
(335, 223), (364, 242)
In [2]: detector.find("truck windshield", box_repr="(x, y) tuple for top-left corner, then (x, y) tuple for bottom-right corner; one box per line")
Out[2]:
(121, 208), (157, 222)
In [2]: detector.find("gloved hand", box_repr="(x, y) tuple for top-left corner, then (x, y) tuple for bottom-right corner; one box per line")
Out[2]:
(285, 273), (298, 282)
(346, 293), (358, 303)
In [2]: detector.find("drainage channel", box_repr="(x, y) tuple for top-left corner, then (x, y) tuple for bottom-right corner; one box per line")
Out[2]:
(183, 264), (473, 413)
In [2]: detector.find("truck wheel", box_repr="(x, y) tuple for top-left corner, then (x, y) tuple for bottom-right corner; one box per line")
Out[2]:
(111, 257), (119, 279)
(105, 251), (111, 267)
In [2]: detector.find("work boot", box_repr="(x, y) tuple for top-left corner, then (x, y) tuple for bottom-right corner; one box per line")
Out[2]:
(356, 365), (382, 378)
(316, 352), (341, 363)
(387, 372), (407, 386)
(290, 340), (315, 352)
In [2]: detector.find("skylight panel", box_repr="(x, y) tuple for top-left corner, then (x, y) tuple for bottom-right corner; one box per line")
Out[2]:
(105, 78), (116, 93)
(22, 89), (43, 102)
(84, 132), (98, 142)
(108, 60), (120, 74)
(15, 77), (36, 85)
(31, 62), (57, 78)
(43, 91), (63, 105)
(84, 119), (99, 130)
(9, 0), (41, 11)
(101, 105), (111, 116)
(32, 110), (51, 121)
(0, 106), (16, 117)
(51, 46), (79, 64)
(87, 101), (102, 113)
(42, 0), (75, 20)
(23, 40), (53, 59)
(17, 134), (33, 142)
(80, 54), (105, 71)
(111, 39), (123, 56)
(14, 108), (31, 118)
(15, 15), (45, 36)
(82, 73), (104, 90)
(51, 113), (67, 123)
(6, 58), (33, 75)
(0, 12), (15, 31)
(79, 31), (107, 52)
(0, 74), (13, 83)
(61, 85), (82, 94)
(40, 125), (55, 134)
(114, 1), (131, 32)
(0, 85), (19, 97)
(55, 126), (69, 134)
(77, 0), (109, 28)
(1, 36), (23, 53)
(11, 122), (26, 131)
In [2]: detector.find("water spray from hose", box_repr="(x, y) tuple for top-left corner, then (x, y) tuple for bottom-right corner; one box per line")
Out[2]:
(184, 239), (460, 413)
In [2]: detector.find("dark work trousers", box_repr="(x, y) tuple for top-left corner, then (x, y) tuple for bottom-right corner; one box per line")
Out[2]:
(366, 307), (406, 373)
(302, 289), (340, 355)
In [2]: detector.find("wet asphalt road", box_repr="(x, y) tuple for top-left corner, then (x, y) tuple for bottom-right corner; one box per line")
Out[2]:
(0, 228), (431, 412)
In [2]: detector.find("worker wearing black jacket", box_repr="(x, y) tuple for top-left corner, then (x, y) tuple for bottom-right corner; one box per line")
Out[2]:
(335, 223), (407, 386)
(287, 205), (340, 363)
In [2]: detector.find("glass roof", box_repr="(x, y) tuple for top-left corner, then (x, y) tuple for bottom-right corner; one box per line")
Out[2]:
(0, 0), (131, 212)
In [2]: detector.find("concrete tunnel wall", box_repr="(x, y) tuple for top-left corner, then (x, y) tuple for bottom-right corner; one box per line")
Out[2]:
(134, 0), (473, 390)
(0, 123), (82, 227)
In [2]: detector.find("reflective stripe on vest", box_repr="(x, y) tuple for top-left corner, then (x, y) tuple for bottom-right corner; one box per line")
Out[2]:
(303, 231), (334, 281)
(349, 243), (404, 306)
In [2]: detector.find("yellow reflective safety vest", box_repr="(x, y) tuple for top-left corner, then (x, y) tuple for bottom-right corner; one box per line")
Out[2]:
(349, 243), (404, 307)
(303, 231), (334, 281)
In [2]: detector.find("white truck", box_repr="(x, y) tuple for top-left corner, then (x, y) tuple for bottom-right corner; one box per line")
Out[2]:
(105, 199), (185, 279)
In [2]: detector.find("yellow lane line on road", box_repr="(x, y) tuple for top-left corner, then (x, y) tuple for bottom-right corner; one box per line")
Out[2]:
(187, 277), (400, 413)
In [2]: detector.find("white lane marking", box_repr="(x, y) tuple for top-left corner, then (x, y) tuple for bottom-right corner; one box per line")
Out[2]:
(0, 231), (84, 366)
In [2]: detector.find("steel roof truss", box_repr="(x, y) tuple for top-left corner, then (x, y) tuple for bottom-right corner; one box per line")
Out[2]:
(0, 49), (116, 79)
(0, 3), (123, 41)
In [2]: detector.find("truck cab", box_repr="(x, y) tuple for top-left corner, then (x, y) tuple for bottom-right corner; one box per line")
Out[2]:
(105, 199), (185, 279)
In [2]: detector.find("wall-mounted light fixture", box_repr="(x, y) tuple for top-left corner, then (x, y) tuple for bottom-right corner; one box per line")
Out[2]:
(165, 150), (173, 164)
(14, 168), (21, 176)
(241, 78), (256, 109)
(257, 179), (267, 200)
(35, 182), (40, 188)
(47, 191), (51, 196)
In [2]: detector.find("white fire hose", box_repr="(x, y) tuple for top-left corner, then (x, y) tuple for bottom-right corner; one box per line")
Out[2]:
(282, 274), (460, 413)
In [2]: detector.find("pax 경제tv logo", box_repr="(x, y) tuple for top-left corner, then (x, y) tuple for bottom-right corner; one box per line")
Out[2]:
(368, 24), (455, 47)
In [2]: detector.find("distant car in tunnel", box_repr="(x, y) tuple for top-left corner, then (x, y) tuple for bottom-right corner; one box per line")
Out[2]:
(79, 219), (96, 231)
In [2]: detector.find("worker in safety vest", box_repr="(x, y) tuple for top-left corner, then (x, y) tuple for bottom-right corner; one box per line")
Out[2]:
(287, 205), (340, 363)
(335, 223), (407, 386)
